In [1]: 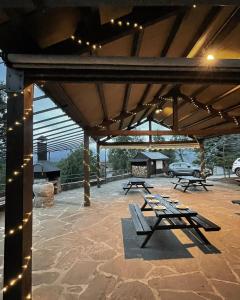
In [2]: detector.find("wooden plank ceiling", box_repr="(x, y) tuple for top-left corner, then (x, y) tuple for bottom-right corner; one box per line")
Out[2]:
(0, 5), (239, 137)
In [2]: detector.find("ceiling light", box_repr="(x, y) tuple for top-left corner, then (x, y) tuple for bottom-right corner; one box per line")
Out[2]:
(207, 54), (215, 61)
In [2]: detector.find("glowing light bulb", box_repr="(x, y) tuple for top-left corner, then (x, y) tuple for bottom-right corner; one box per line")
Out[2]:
(13, 171), (19, 176)
(193, 4), (197, 8)
(207, 54), (215, 61)
(8, 178), (13, 183)
(71, 35), (75, 40)
(134, 23), (138, 28)
(155, 108), (163, 114)
(92, 44), (96, 50)
(126, 22), (130, 26)
(10, 280), (16, 286)
(18, 274), (22, 279)
(118, 21), (122, 26)
(139, 25), (143, 30)
(9, 229), (14, 234)
(110, 19), (114, 24)
(78, 39), (82, 44)
(86, 41), (90, 46)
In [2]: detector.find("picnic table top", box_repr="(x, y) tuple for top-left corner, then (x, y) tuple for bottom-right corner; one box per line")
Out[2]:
(177, 176), (206, 182)
(128, 178), (146, 184)
(144, 194), (197, 218)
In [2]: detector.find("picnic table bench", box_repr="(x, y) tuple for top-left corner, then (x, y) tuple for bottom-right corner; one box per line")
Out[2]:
(129, 195), (220, 248)
(232, 200), (240, 205)
(172, 176), (213, 192)
(123, 178), (153, 195)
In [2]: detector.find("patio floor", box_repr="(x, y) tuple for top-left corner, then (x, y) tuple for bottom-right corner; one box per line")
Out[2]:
(1, 177), (240, 299)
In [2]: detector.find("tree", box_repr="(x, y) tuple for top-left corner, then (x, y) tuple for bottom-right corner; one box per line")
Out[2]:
(108, 136), (143, 171)
(57, 145), (96, 183)
(196, 135), (240, 177)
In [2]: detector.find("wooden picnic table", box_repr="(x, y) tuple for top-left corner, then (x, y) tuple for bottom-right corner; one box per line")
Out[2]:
(129, 194), (220, 248)
(172, 176), (213, 192)
(123, 178), (153, 195)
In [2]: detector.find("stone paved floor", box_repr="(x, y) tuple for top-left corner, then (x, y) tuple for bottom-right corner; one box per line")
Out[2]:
(0, 177), (240, 299)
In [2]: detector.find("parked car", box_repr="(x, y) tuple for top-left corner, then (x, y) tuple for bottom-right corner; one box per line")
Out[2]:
(232, 158), (240, 177)
(167, 162), (212, 178)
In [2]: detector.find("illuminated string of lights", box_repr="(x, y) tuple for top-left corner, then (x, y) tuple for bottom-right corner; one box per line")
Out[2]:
(3, 212), (32, 239)
(69, 17), (143, 52)
(8, 106), (33, 133)
(1, 254), (32, 297)
(110, 18), (143, 30)
(7, 154), (33, 184)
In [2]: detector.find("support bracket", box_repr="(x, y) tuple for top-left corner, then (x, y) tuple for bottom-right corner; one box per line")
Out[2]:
(6, 67), (24, 92)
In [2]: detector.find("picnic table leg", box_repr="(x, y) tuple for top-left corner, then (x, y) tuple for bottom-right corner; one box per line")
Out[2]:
(186, 217), (211, 245)
(174, 178), (181, 189)
(141, 200), (147, 211)
(141, 217), (162, 248)
(125, 184), (132, 195)
(201, 182), (208, 191)
(144, 186), (151, 194)
(183, 182), (190, 192)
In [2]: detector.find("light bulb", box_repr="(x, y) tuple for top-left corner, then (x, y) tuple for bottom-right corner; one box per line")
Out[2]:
(207, 54), (215, 61)
(155, 109), (162, 114)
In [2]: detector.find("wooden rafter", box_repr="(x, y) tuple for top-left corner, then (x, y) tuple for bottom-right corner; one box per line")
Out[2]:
(87, 128), (240, 137)
(134, 10), (187, 118)
(179, 93), (240, 129)
(96, 83), (108, 122)
(178, 85), (240, 126)
(119, 29), (144, 129)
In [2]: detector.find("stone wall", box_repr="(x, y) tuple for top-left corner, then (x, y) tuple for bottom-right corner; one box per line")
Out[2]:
(131, 165), (148, 178)
(61, 173), (131, 191)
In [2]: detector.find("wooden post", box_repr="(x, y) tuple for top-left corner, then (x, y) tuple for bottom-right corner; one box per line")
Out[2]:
(149, 119), (152, 143)
(104, 149), (107, 183)
(172, 96), (178, 131)
(4, 83), (33, 300)
(96, 143), (101, 188)
(199, 140), (206, 178)
(83, 131), (90, 206)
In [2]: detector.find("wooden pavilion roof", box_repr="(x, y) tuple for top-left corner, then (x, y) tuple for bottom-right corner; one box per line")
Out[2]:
(0, 2), (240, 139)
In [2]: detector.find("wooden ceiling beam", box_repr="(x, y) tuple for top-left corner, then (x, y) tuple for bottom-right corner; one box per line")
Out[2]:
(179, 93), (240, 129)
(1, 1), (238, 7)
(178, 86), (240, 125)
(120, 29), (144, 129)
(139, 7), (223, 126)
(96, 83), (108, 123)
(88, 128), (240, 137)
(136, 10), (188, 116)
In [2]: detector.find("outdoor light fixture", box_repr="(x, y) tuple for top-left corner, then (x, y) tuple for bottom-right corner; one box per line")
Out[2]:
(207, 54), (215, 61)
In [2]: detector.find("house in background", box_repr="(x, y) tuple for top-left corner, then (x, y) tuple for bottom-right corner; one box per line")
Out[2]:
(130, 151), (169, 178)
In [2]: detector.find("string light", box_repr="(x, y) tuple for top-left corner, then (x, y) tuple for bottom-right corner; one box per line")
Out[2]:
(6, 154), (33, 184)
(193, 4), (197, 8)
(3, 212), (32, 238)
(70, 35), (101, 51)
(233, 116), (239, 126)
(1, 254), (32, 295)
(110, 18), (143, 31)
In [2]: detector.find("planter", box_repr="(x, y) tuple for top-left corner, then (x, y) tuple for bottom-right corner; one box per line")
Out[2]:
(33, 182), (54, 208)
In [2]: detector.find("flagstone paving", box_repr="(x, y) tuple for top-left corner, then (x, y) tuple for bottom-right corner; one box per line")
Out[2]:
(0, 177), (240, 299)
